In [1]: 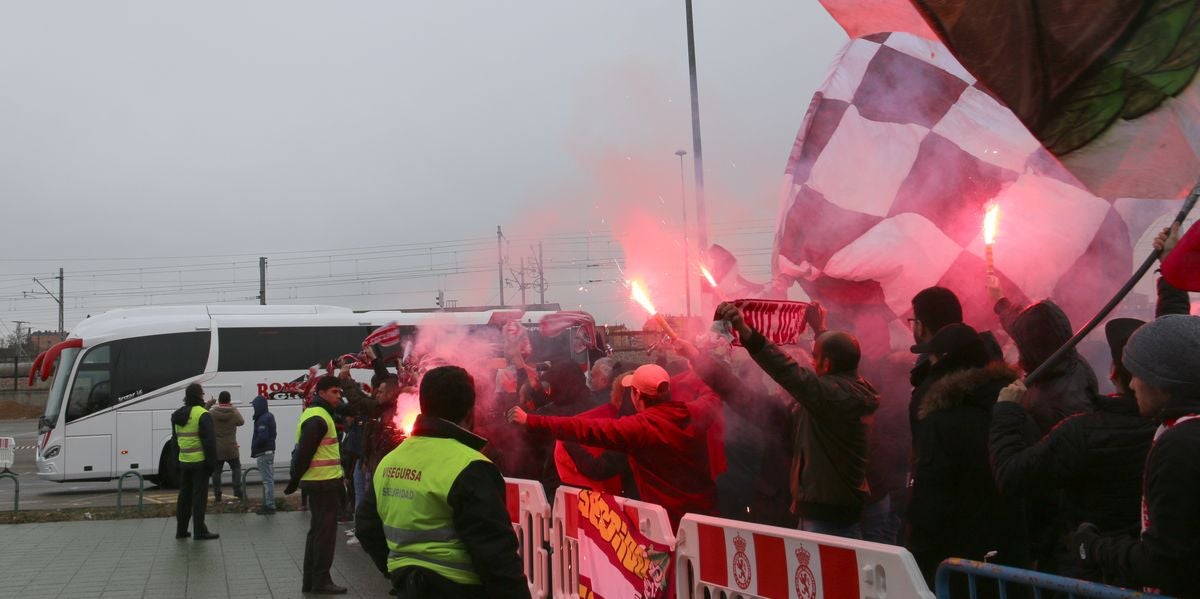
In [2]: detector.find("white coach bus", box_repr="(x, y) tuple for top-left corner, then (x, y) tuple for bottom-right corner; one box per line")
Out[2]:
(32, 304), (590, 485)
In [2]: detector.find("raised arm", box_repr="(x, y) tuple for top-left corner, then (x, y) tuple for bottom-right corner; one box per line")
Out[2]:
(509, 407), (649, 452)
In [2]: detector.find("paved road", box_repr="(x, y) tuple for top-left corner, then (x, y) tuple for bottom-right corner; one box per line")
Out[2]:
(0, 419), (286, 511)
(0, 512), (392, 598)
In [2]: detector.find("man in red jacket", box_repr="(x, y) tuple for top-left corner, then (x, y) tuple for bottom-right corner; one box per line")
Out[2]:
(507, 363), (717, 527)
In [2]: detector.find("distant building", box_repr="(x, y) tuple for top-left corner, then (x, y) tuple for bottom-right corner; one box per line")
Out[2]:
(30, 331), (65, 352)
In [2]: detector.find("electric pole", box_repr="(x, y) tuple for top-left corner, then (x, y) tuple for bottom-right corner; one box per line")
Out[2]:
(31, 269), (64, 334)
(676, 149), (692, 318)
(537, 241), (546, 305)
(12, 321), (28, 356)
(497, 226), (506, 307)
(58, 268), (64, 334)
(683, 0), (709, 252)
(258, 257), (267, 305)
(520, 258), (527, 306)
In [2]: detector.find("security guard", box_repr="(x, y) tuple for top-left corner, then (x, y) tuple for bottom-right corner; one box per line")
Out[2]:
(171, 383), (218, 540)
(285, 375), (349, 595)
(355, 365), (529, 598)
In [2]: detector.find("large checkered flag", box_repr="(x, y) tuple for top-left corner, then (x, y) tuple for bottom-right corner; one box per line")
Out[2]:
(772, 32), (1181, 357)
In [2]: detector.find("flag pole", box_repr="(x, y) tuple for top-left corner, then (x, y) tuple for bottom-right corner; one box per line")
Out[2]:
(1024, 183), (1200, 385)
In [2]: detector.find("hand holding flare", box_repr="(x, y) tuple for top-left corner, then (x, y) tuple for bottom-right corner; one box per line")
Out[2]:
(630, 280), (679, 340)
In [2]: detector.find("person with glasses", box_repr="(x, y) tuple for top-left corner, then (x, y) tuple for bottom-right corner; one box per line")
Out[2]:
(286, 375), (349, 594)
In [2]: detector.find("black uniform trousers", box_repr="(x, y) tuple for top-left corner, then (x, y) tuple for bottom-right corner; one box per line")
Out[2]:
(302, 480), (342, 587)
(176, 463), (211, 535)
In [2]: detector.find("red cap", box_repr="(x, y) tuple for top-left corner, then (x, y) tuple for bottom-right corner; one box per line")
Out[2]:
(1163, 221), (1200, 292)
(620, 364), (671, 397)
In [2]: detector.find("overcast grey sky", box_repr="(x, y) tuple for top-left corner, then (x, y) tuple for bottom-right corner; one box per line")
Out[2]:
(0, 2), (846, 332)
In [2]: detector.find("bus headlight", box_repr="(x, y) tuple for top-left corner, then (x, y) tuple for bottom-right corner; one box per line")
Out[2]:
(43, 445), (61, 460)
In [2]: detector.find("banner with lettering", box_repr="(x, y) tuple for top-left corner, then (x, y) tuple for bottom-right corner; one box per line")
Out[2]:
(576, 490), (672, 599)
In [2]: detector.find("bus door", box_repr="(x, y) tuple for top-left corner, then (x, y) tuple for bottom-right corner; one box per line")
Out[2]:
(116, 410), (152, 472)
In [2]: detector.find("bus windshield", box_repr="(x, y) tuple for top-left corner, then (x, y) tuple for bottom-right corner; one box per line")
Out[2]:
(40, 347), (80, 432)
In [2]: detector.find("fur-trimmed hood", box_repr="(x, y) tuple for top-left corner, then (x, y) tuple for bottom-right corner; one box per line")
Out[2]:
(919, 362), (1019, 420)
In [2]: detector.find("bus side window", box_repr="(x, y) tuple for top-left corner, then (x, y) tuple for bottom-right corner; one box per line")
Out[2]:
(64, 332), (210, 423)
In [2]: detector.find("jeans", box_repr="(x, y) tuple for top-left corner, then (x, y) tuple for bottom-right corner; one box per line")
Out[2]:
(860, 495), (901, 545)
(256, 452), (275, 508)
(177, 463), (211, 535)
(800, 517), (863, 540)
(353, 462), (367, 512)
(212, 458), (242, 499)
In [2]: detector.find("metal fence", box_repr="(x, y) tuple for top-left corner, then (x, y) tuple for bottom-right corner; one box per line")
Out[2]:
(935, 558), (1168, 599)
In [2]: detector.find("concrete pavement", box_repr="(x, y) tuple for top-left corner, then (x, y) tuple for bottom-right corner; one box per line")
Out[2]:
(0, 512), (393, 598)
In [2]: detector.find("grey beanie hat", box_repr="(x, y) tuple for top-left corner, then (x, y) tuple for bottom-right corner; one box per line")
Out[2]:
(1122, 315), (1200, 397)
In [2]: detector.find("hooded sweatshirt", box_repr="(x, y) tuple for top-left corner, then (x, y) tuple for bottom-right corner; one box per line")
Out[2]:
(251, 395), (276, 457)
(995, 298), (1097, 434)
(526, 397), (717, 528)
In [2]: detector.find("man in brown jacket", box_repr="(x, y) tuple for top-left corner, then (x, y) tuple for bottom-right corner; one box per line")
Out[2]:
(717, 301), (879, 539)
(207, 391), (245, 501)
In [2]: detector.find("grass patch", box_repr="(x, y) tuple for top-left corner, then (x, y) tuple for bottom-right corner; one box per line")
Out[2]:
(0, 401), (42, 420)
(0, 497), (302, 525)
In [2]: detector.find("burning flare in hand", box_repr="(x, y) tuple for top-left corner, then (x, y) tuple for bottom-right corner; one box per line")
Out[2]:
(631, 280), (658, 315)
(983, 202), (1001, 276)
(630, 280), (678, 339)
(983, 203), (1000, 245)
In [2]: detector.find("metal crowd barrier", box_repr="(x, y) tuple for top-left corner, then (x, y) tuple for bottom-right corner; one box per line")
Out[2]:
(0, 437), (15, 513)
(0, 470), (16, 513)
(116, 470), (145, 513)
(550, 485), (676, 599)
(504, 478), (552, 599)
(674, 513), (934, 599)
(239, 466), (266, 510)
(934, 558), (1169, 599)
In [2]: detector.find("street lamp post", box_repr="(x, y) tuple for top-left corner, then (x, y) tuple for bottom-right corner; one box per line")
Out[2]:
(676, 149), (692, 318)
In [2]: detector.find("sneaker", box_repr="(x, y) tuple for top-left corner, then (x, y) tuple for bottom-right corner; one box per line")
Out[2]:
(256, 507), (277, 515)
(346, 537), (359, 546)
(343, 529), (355, 537)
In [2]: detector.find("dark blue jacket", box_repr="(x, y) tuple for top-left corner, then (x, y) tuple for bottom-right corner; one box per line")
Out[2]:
(250, 395), (276, 457)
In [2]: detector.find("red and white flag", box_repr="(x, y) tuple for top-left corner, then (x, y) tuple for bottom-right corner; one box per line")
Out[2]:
(363, 322), (401, 348)
(574, 490), (672, 599)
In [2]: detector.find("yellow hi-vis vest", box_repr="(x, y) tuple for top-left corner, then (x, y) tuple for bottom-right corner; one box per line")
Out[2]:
(374, 435), (490, 584)
(175, 405), (208, 464)
(296, 406), (344, 481)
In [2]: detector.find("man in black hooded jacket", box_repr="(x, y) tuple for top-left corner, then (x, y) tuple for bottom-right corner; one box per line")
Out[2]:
(1073, 315), (1200, 596)
(171, 383), (219, 540)
(988, 230), (1191, 582)
(906, 323), (1027, 587)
